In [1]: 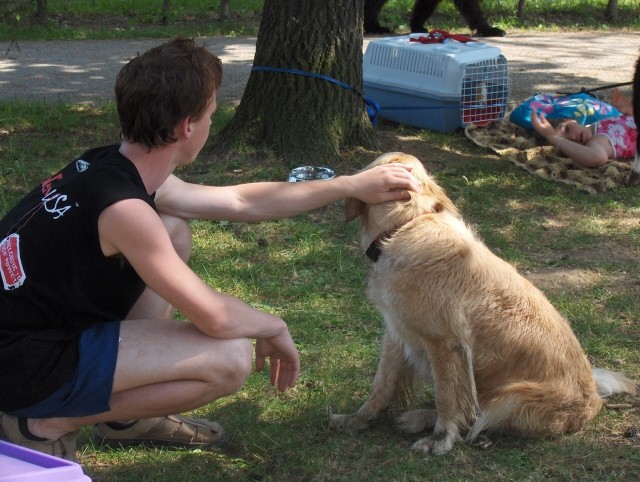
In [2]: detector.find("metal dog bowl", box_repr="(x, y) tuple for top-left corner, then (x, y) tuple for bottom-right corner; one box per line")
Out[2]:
(288, 166), (336, 182)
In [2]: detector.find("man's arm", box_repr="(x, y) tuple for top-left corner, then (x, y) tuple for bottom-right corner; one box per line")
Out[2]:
(98, 198), (300, 389)
(154, 163), (422, 222)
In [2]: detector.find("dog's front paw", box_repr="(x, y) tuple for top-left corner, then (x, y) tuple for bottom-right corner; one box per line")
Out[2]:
(411, 430), (460, 456)
(397, 409), (437, 434)
(330, 413), (371, 432)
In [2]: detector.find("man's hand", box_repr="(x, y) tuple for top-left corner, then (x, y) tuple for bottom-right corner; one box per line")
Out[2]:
(350, 163), (423, 204)
(255, 328), (300, 392)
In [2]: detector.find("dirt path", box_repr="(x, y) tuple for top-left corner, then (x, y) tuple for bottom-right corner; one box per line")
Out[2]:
(1, 31), (639, 106)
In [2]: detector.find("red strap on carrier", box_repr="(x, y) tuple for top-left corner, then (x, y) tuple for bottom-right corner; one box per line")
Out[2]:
(409, 29), (477, 44)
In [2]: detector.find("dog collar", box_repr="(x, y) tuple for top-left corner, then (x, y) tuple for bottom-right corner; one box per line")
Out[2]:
(365, 228), (400, 262)
(363, 211), (434, 262)
(365, 239), (384, 262)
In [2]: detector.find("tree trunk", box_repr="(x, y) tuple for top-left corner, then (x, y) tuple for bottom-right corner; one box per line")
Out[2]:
(36, 0), (48, 24)
(215, 0), (374, 167)
(162, 0), (170, 25)
(516, 0), (526, 20)
(606, 0), (618, 21)
(219, 0), (229, 20)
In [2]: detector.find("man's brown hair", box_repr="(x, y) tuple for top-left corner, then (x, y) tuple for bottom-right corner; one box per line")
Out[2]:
(115, 37), (222, 149)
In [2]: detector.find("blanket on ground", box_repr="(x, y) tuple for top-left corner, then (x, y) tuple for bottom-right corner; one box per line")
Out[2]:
(464, 118), (633, 194)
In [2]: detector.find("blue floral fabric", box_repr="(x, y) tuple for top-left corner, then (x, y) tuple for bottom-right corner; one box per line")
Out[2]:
(510, 93), (621, 131)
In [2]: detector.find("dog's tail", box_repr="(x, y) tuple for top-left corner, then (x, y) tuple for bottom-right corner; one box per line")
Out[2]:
(467, 382), (597, 441)
(466, 372), (635, 442)
(466, 394), (519, 442)
(592, 368), (637, 398)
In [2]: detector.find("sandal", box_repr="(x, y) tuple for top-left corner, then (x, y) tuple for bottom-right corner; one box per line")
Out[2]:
(92, 414), (225, 449)
(0, 413), (78, 461)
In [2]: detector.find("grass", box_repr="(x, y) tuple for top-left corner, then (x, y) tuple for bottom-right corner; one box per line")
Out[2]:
(1, 98), (639, 481)
(1, 1), (640, 480)
(1, 0), (264, 40)
(1, 0), (640, 41)
(380, 0), (640, 32)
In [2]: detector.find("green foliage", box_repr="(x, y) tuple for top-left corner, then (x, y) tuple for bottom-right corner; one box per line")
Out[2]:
(380, 0), (640, 32)
(1, 0), (640, 41)
(0, 0), (263, 40)
(0, 0), (32, 21)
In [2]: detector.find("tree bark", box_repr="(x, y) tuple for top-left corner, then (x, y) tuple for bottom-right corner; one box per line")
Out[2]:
(162, 0), (170, 25)
(36, 0), (48, 24)
(606, 0), (618, 21)
(516, 0), (526, 20)
(215, 0), (374, 167)
(219, 0), (229, 20)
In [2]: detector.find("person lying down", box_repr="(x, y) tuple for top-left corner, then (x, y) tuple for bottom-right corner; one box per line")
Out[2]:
(531, 89), (637, 168)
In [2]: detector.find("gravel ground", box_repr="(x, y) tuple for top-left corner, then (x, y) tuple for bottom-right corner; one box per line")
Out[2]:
(1, 32), (639, 106)
(0, 37), (257, 106)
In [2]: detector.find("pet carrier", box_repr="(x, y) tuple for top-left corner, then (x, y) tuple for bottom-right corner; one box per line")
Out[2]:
(363, 33), (510, 132)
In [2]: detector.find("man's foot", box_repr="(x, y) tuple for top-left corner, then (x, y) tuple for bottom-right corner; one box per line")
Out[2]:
(476, 26), (507, 37)
(92, 414), (225, 450)
(0, 413), (78, 461)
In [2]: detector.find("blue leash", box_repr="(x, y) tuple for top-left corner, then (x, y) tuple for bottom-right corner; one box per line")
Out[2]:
(252, 65), (381, 125)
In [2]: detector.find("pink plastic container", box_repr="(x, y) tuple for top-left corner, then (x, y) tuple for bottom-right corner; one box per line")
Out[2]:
(0, 440), (91, 481)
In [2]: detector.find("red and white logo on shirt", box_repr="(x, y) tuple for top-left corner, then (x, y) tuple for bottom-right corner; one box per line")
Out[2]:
(1, 233), (26, 290)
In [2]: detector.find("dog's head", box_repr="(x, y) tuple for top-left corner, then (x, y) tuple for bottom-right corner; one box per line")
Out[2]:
(345, 152), (459, 252)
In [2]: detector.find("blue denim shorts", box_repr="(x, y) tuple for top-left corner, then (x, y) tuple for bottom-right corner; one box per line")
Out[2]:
(7, 320), (121, 418)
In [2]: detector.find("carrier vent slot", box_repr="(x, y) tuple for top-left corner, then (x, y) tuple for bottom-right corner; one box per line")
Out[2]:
(368, 44), (445, 78)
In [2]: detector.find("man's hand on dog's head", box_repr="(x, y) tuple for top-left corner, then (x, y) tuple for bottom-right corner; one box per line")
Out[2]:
(348, 163), (422, 205)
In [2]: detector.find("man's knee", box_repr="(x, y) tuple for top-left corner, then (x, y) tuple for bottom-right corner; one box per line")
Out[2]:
(213, 338), (253, 394)
(160, 214), (192, 261)
(231, 337), (254, 381)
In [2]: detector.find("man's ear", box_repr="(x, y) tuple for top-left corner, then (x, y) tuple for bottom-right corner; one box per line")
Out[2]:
(345, 198), (365, 222)
(178, 117), (192, 138)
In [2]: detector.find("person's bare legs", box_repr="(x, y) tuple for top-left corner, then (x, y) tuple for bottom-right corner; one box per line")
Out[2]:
(24, 214), (254, 440)
(29, 319), (253, 440)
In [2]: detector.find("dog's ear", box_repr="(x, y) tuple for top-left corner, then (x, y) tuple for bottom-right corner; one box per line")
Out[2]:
(421, 176), (461, 218)
(345, 198), (366, 222)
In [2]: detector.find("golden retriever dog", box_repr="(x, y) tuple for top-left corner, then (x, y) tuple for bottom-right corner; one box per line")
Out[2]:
(330, 152), (636, 455)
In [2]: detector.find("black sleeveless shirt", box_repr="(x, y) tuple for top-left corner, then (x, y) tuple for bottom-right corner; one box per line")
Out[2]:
(0, 145), (155, 411)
